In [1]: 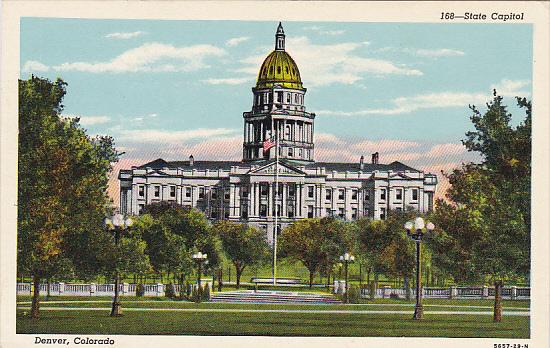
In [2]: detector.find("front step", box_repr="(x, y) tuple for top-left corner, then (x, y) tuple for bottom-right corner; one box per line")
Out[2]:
(210, 290), (341, 304)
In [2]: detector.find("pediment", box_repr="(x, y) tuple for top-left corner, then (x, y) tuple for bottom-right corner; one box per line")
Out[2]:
(248, 161), (306, 176)
(389, 172), (411, 179)
(148, 170), (170, 177)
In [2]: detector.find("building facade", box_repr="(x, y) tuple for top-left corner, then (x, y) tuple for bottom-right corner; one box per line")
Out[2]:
(119, 23), (437, 244)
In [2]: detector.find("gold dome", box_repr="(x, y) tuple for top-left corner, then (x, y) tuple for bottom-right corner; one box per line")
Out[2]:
(256, 23), (303, 89)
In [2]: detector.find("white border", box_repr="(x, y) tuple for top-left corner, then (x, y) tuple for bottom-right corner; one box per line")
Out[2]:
(1, 1), (548, 347)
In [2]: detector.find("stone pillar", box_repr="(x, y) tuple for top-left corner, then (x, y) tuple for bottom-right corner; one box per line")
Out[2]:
(59, 282), (65, 296)
(449, 286), (457, 299)
(157, 283), (164, 297)
(482, 285), (489, 298)
(511, 286), (517, 300)
(383, 286), (390, 299)
(123, 283), (129, 296)
(90, 283), (96, 296)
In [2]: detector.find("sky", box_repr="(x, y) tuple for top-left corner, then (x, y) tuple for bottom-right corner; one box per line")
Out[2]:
(20, 18), (533, 203)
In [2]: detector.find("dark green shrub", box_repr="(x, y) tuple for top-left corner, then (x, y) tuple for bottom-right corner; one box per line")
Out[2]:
(136, 284), (145, 297)
(165, 283), (176, 299)
(185, 281), (191, 299)
(347, 285), (361, 303)
(202, 285), (211, 301)
(369, 281), (376, 300)
(390, 293), (400, 299)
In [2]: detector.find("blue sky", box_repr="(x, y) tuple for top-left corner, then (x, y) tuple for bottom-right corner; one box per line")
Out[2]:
(20, 18), (533, 199)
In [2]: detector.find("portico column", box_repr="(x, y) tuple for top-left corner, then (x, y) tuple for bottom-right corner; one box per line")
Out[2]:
(282, 183), (288, 217)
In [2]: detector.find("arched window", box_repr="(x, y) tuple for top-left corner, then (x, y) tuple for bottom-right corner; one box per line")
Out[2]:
(285, 66), (289, 73)
(270, 66), (274, 74)
(277, 66), (281, 74)
(285, 124), (291, 139)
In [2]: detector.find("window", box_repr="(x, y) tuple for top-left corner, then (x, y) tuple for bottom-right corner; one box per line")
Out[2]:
(285, 66), (289, 73)
(308, 186), (314, 198)
(338, 189), (345, 200)
(260, 183), (268, 197)
(242, 187), (248, 198)
(326, 208), (332, 217)
(365, 190), (370, 201)
(352, 208), (358, 219)
(277, 92), (283, 102)
(396, 207), (402, 212)
(260, 204), (267, 217)
(212, 189), (218, 199)
(185, 187), (191, 198)
(352, 189), (358, 200)
(224, 189), (230, 200)
(170, 186), (176, 198)
(138, 204), (145, 214)
(211, 210), (218, 219)
(380, 208), (386, 220)
(307, 205), (314, 218)
(277, 66), (281, 74)
(154, 186), (160, 198)
(412, 189), (419, 201)
(288, 148), (293, 157)
(380, 188), (386, 201)
(241, 207), (248, 219)
(299, 149), (303, 157)
(273, 204), (281, 217)
(288, 184), (295, 197)
(396, 189), (403, 201)
(286, 93), (291, 103)
(224, 210), (230, 219)
(199, 187), (205, 199)
(326, 189), (332, 201)
(288, 204), (295, 218)
(338, 208), (345, 219)
(285, 125), (291, 139)
(138, 185), (144, 197)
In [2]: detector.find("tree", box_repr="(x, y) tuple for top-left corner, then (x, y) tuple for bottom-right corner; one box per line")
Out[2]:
(137, 202), (220, 284)
(214, 221), (269, 288)
(280, 218), (351, 287)
(18, 76), (119, 318)
(432, 92), (531, 321)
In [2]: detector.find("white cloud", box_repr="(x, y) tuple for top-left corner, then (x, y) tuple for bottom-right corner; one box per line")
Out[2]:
(202, 77), (252, 85)
(303, 26), (346, 36)
(105, 31), (145, 39)
(376, 47), (465, 57)
(319, 79), (531, 116)
(63, 114), (111, 126)
(115, 128), (238, 143)
(226, 36), (250, 47)
(53, 42), (226, 73)
(415, 48), (465, 57)
(237, 36), (422, 87)
(491, 79), (531, 97)
(22, 60), (49, 72)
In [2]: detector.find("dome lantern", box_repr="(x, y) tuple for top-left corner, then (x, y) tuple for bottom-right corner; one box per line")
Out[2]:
(275, 22), (285, 51)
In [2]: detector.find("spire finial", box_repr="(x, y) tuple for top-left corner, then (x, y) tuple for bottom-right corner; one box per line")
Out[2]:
(275, 22), (285, 51)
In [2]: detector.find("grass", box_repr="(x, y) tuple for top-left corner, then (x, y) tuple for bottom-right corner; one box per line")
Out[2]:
(16, 296), (529, 337)
(16, 309), (529, 337)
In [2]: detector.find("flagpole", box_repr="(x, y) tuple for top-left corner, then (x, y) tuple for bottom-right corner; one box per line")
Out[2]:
(273, 131), (279, 286)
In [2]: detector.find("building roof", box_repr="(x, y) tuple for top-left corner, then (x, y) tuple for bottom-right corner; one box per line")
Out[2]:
(256, 23), (303, 89)
(134, 158), (421, 173)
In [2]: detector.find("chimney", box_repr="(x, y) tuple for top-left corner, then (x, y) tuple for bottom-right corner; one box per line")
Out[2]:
(359, 155), (365, 170)
(189, 155), (194, 167)
(371, 152), (379, 164)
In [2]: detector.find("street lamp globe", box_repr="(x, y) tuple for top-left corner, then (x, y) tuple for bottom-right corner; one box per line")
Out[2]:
(404, 221), (413, 232)
(125, 217), (133, 228)
(426, 222), (435, 231)
(414, 217), (425, 231)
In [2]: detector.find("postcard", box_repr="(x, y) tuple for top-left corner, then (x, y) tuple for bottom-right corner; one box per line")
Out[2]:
(1, 1), (549, 348)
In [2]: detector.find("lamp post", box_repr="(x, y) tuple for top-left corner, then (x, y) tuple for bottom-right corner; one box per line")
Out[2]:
(339, 252), (355, 303)
(404, 217), (435, 320)
(192, 251), (208, 301)
(104, 213), (133, 317)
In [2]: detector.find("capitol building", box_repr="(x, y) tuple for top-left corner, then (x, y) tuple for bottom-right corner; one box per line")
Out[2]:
(119, 23), (437, 244)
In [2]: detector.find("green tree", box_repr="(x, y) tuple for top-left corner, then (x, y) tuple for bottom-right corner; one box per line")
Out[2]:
(280, 218), (351, 287)
(432, 92), (531, 321)
(214, 221), (269, 288)
(18, 76), (119, 318)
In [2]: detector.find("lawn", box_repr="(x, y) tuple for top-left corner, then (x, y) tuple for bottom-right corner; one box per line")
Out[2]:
(16, 296), (529, 338)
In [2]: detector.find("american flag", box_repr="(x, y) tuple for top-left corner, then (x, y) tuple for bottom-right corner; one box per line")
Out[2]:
(263, 137), (276, 152)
